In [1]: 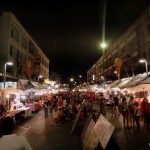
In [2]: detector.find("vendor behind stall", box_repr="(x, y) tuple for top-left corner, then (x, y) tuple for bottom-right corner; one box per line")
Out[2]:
(0, 102), (6, 137)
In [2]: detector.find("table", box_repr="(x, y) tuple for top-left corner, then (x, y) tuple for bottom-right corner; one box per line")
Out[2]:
(6, 110), (24, 125)
(17, 107), (32, 118)
(25, 103), (41, 112)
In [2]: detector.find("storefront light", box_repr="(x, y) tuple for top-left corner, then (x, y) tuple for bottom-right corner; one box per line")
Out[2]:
(123, 92), (126, 95)
(114, 91), (117, 95)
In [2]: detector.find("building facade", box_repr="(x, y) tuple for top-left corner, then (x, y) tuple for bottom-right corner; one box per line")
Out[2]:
(0, 12), (49, 87)
(87, 6), (150, 83)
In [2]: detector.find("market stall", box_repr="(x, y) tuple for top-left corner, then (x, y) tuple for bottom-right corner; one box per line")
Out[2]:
(25, 102), (41, 112)
(1, 87), (32, 120)
(126, 73), (147, 88)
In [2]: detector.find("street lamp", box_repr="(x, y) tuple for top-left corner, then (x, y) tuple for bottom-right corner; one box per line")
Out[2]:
(139, 58), (148, 77)
(70, 78), (74, 82)
(100, 42), (107, 54)
(4, 61), (13, 88)
(38, 75), (42, 82)
(79, 75), (82, 78)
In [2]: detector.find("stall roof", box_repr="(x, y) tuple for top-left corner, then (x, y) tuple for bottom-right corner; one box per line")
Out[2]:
(18, 79), (34, 90)
(2, 87), (23, 94)
(126, 73), (147, 87)
(106, 80), (120, 89)
(30, 81), (47, 89)
(113, 77), (132, 89)
(30, 81), (39, 88)
(138, 77), (150, 84)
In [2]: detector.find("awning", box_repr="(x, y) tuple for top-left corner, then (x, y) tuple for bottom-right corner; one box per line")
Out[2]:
(30, 81), (46, 89)
(107, 80), (120, 89)
(126, 73), (147, 87)
(24, 88), (39, 93)
(18, 79), (46, 90)
(116, 77), (133, 89)
(2, 87), (23, 94)
(30, 81), (39, 88)
(138, 77), (150, 84)
(18, 79), (34, 90)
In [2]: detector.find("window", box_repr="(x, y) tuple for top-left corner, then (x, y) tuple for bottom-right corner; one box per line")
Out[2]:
(11, 24), (19, 42)
(21, 35), (27, 49)
(9, 45), (17, 58)
(10, 46), (13, 56)
(29, 40), (35, 56)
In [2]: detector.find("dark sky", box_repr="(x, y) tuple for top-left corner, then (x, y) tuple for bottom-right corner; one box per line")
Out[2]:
(0, 0), (150, 83)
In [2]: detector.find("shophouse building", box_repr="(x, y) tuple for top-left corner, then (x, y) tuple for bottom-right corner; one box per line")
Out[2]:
(87, 6), (150, 83)
(0, 12), (49, 88)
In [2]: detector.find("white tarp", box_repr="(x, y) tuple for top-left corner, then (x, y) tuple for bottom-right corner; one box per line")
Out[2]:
(2, 87), (24, 94)
(138, 77), (150, 84)
(126, 73), (147, 87)
(24, 88), (39, 93)
(107, 80), (120, 89)
(112, 77), (132, 89)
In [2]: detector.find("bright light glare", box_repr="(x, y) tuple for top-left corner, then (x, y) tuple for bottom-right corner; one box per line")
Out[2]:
(6, 62), (13, 65)
(100, 42), (107, 49)
(70, 78), (74, 82)
(38, 75), (42, 78)
(139, 59), (146, 63)
(79, 75), (82, 78)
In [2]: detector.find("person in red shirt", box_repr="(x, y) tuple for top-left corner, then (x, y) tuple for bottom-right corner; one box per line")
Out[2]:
(141, 97), (150, 129)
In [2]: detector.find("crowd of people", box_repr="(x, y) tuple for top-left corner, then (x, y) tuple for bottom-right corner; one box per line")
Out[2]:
(41, 91), (94, 125)
(40, 90), (150, 131)
(39, 90), (150, 131)
(110, 95), (150, 130)
(0, 89), (150, 149)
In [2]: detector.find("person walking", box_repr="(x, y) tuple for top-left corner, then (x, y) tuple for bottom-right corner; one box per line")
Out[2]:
(50, 98), (58, 125)
(128, 96), (135, 127)
(43, 97), (49, 118)
(99, 93), (106, 115)
(141, 97), (150, 129)
(120, 97), (129, 128)
(113, 95), (120, 117)
(133, 102), (141, 130)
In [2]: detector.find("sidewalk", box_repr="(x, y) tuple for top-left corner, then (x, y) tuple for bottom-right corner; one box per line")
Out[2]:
(94, 104), (150, 150)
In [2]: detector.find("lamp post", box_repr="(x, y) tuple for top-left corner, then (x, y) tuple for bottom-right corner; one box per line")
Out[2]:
(70, 78), (74, 83)
(38, 75), (42, 83)
(4, 61), (13, 88)
(79, 75), (82, 78)
(100, 42), (107, 55)
(139, 58), (148, 77)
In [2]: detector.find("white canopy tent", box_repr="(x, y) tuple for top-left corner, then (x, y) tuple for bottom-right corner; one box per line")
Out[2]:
(126, 73), (148, 88)
(138, 77), (150, 84)
(116, 77), (133, 89)
(24, 88), (39, 93)
(2, 87), (24, 94)
(106, 80), (120, 89)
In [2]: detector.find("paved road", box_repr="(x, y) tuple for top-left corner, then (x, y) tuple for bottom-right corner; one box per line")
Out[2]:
(13, 105), (150, 150)
(13, 110), (82, 150)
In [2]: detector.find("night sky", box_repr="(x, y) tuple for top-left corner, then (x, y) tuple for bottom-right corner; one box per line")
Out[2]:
(0, 0), (150, 83)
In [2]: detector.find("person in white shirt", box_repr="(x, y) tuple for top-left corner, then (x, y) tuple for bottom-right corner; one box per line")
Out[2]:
(0, 117), (32, 150)
(134, 102), (141, 130)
